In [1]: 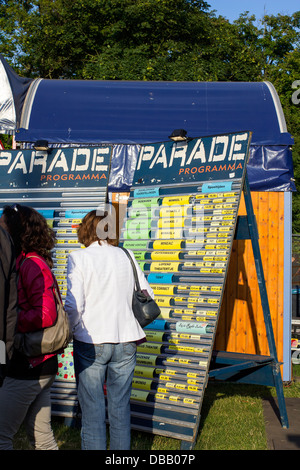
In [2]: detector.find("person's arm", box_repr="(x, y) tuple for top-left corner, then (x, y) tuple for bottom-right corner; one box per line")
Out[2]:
(5, 255), (18, 360)
(0, 228), (18, 361)
(64, 253), (85, 332)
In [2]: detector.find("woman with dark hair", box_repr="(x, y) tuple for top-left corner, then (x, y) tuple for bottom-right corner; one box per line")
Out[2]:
(0, 204), (59, 450)
(65, 209), (153, 450)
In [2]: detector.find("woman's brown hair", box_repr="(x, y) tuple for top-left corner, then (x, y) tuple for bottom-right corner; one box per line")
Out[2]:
(77, 210), (118, 247)
(2, 204), (56, 268)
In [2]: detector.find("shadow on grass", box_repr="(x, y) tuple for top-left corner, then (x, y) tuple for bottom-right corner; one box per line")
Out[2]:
(200, 379), (279, 425)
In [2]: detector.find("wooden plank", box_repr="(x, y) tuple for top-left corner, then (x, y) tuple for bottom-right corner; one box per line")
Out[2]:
(268, 192), (279, 346)
(277, 192), (285, 365)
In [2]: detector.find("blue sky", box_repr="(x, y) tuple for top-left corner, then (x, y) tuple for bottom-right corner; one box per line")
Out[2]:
(208, 0), (300, 23)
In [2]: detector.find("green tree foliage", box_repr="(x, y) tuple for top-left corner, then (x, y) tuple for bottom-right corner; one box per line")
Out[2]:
(1, 0), (213, 79)
(0, 1), (299, 229)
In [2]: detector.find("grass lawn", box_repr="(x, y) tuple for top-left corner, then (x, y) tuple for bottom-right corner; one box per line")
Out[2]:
(12, 364), (300, 451)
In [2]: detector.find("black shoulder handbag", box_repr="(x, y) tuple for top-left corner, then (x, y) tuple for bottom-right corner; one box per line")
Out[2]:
(120, 247), (161, 328)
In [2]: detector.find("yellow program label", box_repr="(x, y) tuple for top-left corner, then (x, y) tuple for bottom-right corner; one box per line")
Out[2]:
(153, 240), (183, 250)
(151, 285), (174, 295)
(162, 196), (190, 206)
(151, 251), (181, 260)
(150, 262), (180, 272)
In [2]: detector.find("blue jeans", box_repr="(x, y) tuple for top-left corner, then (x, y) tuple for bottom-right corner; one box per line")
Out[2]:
(73, 339), (137, 450)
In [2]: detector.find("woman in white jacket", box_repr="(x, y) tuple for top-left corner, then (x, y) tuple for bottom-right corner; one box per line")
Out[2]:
(65, 210), (153, 450)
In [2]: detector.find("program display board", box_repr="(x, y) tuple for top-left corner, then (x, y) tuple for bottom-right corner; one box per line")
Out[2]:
(0, 146), (111, 417)
(119, 132), (251, 445)
(0, 146), (111, 299)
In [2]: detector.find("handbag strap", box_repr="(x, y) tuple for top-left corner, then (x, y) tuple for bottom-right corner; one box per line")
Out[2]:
(119, 246), (141, 291)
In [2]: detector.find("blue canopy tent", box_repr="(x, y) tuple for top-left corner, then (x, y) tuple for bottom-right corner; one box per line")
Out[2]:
(0, 54), (295, 192)
(0, 54), (295, 380)
(19, 79), (296, 192)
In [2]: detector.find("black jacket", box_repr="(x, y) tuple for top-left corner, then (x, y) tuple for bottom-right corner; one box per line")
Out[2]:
(0, 226), (18, 382)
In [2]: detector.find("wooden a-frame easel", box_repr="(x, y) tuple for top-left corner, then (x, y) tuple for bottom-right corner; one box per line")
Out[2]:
(181, 172), (289, 450)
